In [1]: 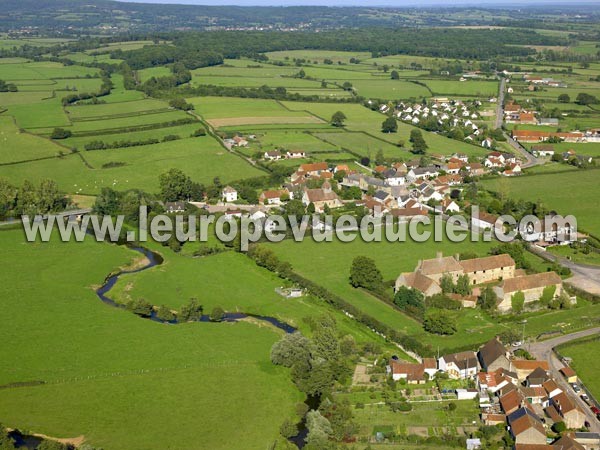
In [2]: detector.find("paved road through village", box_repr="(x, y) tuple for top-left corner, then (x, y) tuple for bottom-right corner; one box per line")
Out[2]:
(528, 328), (600, 432)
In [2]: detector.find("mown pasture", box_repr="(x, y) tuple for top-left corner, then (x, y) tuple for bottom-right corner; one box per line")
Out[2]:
(481, 168), (600, 237)
(0, 230), (301, 450)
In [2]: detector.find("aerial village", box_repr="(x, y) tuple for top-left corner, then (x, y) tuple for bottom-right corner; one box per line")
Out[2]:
(384, 334), (599, 450)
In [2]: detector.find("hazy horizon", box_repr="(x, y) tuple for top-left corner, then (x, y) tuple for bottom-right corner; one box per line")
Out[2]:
(117, 0), (600, 6)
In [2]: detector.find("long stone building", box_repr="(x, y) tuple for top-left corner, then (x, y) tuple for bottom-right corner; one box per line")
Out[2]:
(395, 252), (562, 313)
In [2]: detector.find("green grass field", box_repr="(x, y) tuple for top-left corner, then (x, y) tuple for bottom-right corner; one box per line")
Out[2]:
(265, 231), (600, 353)
(109, 241), (393, 348)
(558, 337), (600, 399)
(190, 96), (310, 120)
(0, 230), (300, 450)
(482, 168), (600, 236)
(65, 99), (170, 120)
(422, 79), (499, 97)
(265, 50), (372, 64)
(0, 115), (65, 164)
(0, 135), (264, 195)
(351, 79), (431, 100)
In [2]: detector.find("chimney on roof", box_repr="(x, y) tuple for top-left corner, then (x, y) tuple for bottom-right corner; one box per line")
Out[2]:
(436, 251), (443, 260)
(455, 253), (460, 261)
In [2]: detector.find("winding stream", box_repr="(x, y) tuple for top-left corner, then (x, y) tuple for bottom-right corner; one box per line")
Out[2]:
(8, 245), (304, 449)
(96, 246), (297, 333)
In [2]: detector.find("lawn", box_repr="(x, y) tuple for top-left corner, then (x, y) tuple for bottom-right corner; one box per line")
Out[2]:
(481, 168), (600, 237)
(136, 66), (172, 83)
(64, 110), (190, 135)
(0, 229), (301, 450)
(265, 230), (600, 353)
(311, 130), (405, 158)
(7, 97), (71, 129)
(63, 123), (202, 151)
(558, 336), (600, 399)
(249, 129), (339, 153)
(190, 96), (312, 120)
(350, 79), (431, 100)
(548, 245), (600, 266)
(0, 135), (265, 195)
(265, 50), (372, 64)
(0, 61), (99, 81)
(0, 115), (65, 164)
(65, 99), (170, 120)
(109, 242), (393, 347)
(422, 79), (499, 97)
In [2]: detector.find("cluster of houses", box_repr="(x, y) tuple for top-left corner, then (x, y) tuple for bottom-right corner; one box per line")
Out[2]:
(263, 149), (306, 161)
(531, 146), (594, 165)
(223, 135), (251, 148)
(513, 129), (600, 144)
(389, 337), (593, 450)
(483, 151), (522, 176)
(512, 130), (587, 144)
(380, 98), (500, 148)
(216, 146), (528, 220)
(395, 252), (565, 313)
(504, 102), (559, 128)
(389, 98), (481, 130)
(522, 74), (567, 88)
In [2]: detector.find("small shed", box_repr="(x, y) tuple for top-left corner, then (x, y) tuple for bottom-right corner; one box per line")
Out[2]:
(560, 366), (578, 384)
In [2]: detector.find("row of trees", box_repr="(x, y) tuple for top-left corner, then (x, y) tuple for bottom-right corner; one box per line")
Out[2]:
(0, 178), (67, 218)
(270, 316), (358, 448)
(0, 80), (17, 92)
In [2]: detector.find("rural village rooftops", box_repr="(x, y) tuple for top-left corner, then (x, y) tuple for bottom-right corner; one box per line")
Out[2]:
(459, 254), (515, 273)
(479, 338), (508, 369)
(499, 272), (562, 294)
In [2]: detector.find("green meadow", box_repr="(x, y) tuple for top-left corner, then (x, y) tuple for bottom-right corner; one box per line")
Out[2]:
(422, 79), (499, 97)
(0, 136), (264, 194)
(558, 337), (600, 399)
(0, 116), (65, 164)
(266, 231), (600, 353)
(481, 168), (600, 236)
(0, 230), (300, 450)
(109, 242), (394, 348)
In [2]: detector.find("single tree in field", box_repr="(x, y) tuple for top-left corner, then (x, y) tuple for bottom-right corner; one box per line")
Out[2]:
(390, 70), (399, 80)
(331, 111), (347, 127)
(409, 129), (428, 154)
(350, 256), (383, 291)
(557, 93), (570, 103)
(381, 116), (398, 133)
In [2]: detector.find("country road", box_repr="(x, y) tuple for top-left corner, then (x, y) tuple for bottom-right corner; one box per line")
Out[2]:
(495, 75), (542, 168)
(529, 245), (600, 296)
(528, 328), (600, 432)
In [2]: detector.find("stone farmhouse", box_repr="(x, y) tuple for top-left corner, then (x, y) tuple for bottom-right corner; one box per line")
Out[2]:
(494, 272), (563, 312)
(395, 252), (515, 290)
(301, 180), (342, 213)
(395, 252), (563, 312)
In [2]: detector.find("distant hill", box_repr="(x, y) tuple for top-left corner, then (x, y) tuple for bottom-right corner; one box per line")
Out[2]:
(1, 0), (599, 34)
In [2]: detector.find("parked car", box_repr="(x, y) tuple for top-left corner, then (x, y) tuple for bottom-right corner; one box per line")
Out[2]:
(581, 393), (589, 402)
(591, 406), (600, 415)
(572, 384), (581, 393)
(512, 341), (522, 347)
